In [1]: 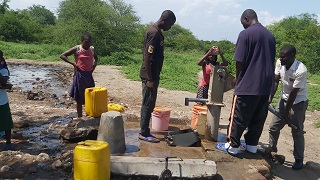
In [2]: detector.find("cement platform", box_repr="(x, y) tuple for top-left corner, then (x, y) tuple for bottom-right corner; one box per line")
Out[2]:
(112, 115), (216, 178)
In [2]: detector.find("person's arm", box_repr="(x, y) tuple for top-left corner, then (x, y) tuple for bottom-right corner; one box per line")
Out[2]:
(92, 48), (99, 72)
(0, 69), (11, 89)
(269, 74), (280, 103)
(197, 48), (214, 66)
(143, 32), (159, 88)
(216, 47), (228, 66)
(0, 74), (8, 86)
(283, 68), (307, 122)
(283, 88), (299, 121)
(60, 46), (78, 68)
(233, 61), (243, 84)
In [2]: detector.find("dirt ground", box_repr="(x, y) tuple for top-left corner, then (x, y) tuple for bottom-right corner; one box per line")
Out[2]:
(1, 59), (320, 179)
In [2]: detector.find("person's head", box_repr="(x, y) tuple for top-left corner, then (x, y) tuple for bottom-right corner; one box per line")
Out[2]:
(240, 9), (258, 29)
(157, 10), (176, 31)
(0, 50), (8, 70)
(205, 48), (217, 63)
(279, 44), (296, 66)
(81, 32), (92, 49)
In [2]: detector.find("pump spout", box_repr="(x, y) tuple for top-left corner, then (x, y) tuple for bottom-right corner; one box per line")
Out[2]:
(184, 98), (207, 106)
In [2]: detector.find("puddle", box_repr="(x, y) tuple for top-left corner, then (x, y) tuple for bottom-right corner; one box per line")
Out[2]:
(17, 115), (75, 155)
(9, 64), (70, 98)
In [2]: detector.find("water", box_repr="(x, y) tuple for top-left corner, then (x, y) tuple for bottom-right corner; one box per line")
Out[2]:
(8, 64), (73, 154)
(17, 114), (75, 155)
(9, 64), (69, 97)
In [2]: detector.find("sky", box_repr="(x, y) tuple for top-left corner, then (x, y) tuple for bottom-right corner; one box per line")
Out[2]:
(8, 0), (320, 43)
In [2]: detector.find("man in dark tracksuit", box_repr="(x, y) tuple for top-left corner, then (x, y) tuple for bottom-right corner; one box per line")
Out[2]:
(139, 10), (176, 143)
(226, 9), (276, 155)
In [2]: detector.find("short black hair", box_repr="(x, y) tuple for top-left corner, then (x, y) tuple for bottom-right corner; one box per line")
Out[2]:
(161, 10), (176, 22)
(241, 9), (258, 20)
(280, 44), (296, 55)
(82, 32), (92, 41)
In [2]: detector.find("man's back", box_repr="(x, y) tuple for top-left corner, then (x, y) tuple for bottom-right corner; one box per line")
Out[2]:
(234, 23), (276, 96)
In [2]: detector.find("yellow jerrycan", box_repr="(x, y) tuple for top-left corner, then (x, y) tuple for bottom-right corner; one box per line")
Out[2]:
(85, 87), (108, 117)
(74, 140), (110, 180)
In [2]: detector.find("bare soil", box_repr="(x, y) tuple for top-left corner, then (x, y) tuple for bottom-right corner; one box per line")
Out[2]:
(1, 59), (319, 179)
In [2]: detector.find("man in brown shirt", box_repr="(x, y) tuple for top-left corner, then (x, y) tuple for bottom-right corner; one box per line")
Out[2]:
(139, 10), (176, 143)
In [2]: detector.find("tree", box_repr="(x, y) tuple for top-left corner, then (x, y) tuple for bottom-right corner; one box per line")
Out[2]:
(55, 0), (140, 56)
(268, 13), (320, 73)
(25, 5), (56, 26)
(163, 24), (200, 51)
(0, 11), (41, 42)
(0, 0), (9, 14)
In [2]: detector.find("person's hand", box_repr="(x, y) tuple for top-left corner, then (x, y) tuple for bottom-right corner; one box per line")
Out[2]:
(283, 116), (292, 128)
(72, 63), (78, 76)
(211, 46), (220, 55)
(146, 80), (154, 88)
(214, 46), (221, 54)
(232, 77), (237, 85)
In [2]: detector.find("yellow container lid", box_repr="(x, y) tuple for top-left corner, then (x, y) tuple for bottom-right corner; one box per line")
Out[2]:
(108, 103), (125, 112)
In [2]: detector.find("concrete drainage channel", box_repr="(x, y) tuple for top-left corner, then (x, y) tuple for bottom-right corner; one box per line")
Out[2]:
(110, 156), (216, 179)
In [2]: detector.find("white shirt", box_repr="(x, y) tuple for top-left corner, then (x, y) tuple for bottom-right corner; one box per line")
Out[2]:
(275, 59), (308, 104)
(0, 68), (9, 105)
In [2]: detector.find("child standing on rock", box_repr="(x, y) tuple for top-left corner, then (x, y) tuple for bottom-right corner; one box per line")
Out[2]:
(0, 50), (15, 151)
(60, 32), (98, 118)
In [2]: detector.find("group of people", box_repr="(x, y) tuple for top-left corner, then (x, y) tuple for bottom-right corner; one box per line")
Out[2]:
(0, 8), (308, 171)
(225, 9), (307, 171)
(137, 8), (308, 171)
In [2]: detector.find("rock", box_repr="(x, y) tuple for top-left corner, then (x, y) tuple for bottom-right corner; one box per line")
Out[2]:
(28, 167), (37, 174)
(255, 165), (270, 178)
(1, 165), (10, 172)
(37, 163), (47, 170)
(36, 153), (50, 162)
(60, 127), (98, 143)
(62, 161), (72, 172)
(52, 160), (62, 170)
(305, 161), (320, 171)
(14, 122), (30, 128)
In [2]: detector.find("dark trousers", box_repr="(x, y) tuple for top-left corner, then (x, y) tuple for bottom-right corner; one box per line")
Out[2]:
(140, 80), (159, 136)
(269, 99), (308, 160)
(228, 95), (269, 147)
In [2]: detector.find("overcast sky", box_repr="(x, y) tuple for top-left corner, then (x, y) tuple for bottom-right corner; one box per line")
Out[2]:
(8, 0), (320, 43)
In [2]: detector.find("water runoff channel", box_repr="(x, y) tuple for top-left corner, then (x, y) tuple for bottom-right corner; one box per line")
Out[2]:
(8, 64), (75, 155)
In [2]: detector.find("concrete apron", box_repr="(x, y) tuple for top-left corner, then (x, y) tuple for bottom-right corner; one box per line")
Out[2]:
(111, 115), (217, 178)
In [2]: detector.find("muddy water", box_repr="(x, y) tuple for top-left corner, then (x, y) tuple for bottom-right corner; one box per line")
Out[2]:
(9, 64), (69, 97)
(9, 64), (73, 153)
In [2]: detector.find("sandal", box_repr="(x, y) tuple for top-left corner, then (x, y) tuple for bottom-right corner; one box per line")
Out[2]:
(138, 133), (160, 143)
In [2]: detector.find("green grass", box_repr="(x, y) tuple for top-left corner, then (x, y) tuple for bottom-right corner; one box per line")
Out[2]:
(121, 50), (203, 92)
(1, 40), (320, 116)
(0, 41), (68, 61)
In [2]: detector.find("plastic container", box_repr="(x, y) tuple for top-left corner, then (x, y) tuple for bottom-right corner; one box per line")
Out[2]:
(152, 106), (171, 131)
(108, 103), (125, 112)
(85, 87), (108, 117)
(191, 105), (207, 129)
(197, 111), (207, 135)
(74, 140), (110, 180)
